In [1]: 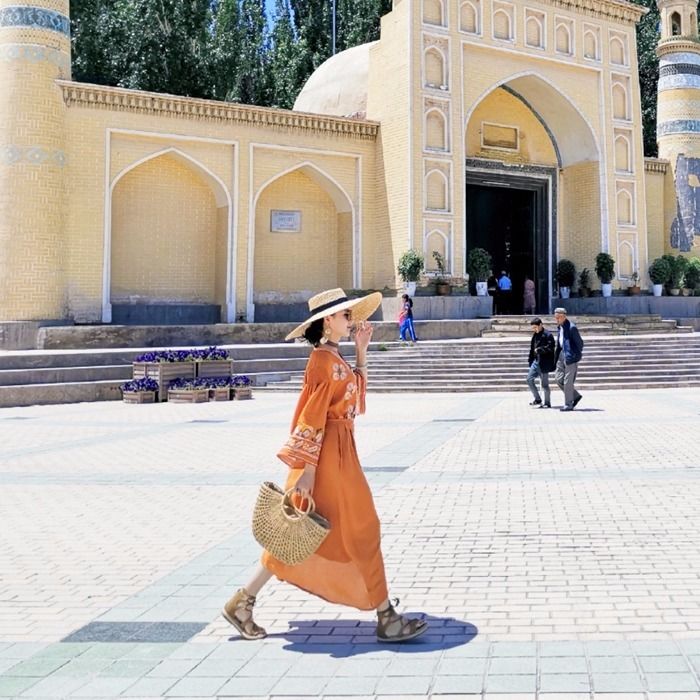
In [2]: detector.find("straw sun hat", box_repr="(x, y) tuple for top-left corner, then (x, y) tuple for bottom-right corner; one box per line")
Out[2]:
(285, 288), (383, 341)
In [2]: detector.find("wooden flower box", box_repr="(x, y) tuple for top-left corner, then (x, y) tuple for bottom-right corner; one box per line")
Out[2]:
(132, 361), (196, 402)
(122, 390), (156, 404)
(209, 387), (232, 402)
(196, 360), (233, 379)
(167, 387), (210, 404)
(233, 387), (253, 400)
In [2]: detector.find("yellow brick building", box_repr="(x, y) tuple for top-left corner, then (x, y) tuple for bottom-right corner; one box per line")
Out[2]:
(0, 0), (693, 323)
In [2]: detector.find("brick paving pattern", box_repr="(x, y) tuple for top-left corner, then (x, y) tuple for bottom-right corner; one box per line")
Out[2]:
(1, 388), (700, 697)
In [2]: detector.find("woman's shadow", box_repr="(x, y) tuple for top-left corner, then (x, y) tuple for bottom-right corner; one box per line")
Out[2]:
(230, 615), (478, 657)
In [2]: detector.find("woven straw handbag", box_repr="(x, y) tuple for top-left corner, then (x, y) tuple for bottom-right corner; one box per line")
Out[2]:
(252, 481), (331, 566)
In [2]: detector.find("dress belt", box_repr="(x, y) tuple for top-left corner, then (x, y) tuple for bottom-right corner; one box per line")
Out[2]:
(326, 418), (354, 425)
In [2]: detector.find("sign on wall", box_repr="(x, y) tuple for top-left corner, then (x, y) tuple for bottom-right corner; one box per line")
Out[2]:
(270, 210), (302, 233)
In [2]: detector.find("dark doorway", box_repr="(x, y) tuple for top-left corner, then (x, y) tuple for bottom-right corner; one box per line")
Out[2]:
(465, 172), (550, 315)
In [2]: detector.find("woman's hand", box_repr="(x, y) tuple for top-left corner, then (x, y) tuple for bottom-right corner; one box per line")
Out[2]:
(354, 320), (373, 352)
(294, 466), (315, 500)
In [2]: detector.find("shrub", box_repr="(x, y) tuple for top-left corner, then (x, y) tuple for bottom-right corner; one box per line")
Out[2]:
(397, 249), (424, 282)
(578, 268), (591, 288)
(649, 257), (672, 285)
(684, 257), (700, 289)
(669, 255), (689, 289)
(467, 247), (492, 282)
(595, 252), (616, 284)
(556, 259), (576, 287)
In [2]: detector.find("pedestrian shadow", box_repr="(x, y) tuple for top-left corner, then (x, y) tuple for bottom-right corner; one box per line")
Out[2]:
(262, 614), (478, 656)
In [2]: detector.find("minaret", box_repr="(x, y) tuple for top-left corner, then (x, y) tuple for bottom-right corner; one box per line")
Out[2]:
(656, 0), (700, 251)
(0, 2), (70, 320)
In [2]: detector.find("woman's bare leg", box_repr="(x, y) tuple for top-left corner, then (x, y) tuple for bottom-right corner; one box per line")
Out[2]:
(244, 565), (273, 597)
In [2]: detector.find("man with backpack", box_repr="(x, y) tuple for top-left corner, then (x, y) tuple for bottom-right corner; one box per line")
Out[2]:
(527, 318), (556, 408)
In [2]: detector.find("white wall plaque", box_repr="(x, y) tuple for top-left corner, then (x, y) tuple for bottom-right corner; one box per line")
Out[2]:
(270, 209), (302, 232)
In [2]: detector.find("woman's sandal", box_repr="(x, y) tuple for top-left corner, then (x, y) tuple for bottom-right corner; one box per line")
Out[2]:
(376, 598), (428, 643)
(221, 588), (267, 640)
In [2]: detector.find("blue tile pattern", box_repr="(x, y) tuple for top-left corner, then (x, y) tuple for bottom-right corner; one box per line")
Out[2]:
(657, 119), (700, 135)
(0, 43), (69, 76)
(0, 6), (70, 36)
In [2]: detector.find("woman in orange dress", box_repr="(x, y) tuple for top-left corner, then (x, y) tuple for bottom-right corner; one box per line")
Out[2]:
(222, 288), (428, 643)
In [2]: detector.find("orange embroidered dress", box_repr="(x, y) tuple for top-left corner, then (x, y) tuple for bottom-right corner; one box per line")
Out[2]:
(261, 347), (389, 610)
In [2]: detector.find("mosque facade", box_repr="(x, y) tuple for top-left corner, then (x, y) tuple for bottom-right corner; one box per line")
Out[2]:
(0, 0), (696, 323)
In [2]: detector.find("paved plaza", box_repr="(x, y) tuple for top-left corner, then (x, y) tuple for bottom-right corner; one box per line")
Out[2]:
(1, 387), (700, 698)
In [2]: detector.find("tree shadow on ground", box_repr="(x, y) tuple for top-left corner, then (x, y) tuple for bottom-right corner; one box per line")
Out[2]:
(263, 614), (478, 657)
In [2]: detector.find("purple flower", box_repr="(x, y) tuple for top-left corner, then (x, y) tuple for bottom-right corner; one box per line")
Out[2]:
(121, 377), (159, 392)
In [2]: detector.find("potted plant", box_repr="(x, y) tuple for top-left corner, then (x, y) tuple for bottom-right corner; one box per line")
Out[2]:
(467, 247), (492, 296)
(628, 270), (641, 296)
(397, 249), (424, 296)
(648, 256), (671, 296)
(194, 346), (233, 378)
(132, 349), (197, 402)
(207, 376), (234, 401)
(232, 374), (253, 400)
(167, 377), (210, 403)
(555, 259), (576, 299)
(578, 268), (591, 297)
(683, 257), (700, 295)
(595, 252), (616, 297)
(669, 255), (688, 295)
(120, 377), (159, 404)
(431, 251), (451, 296)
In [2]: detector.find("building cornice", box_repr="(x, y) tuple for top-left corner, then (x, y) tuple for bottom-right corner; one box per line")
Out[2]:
(57, 81), (379, 141)
(544, 0), (646, 24)
(657, 37), (700, 58)
(644, 157), (669, 173)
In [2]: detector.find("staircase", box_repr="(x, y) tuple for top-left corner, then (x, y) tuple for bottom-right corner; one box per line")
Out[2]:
(261, 334), (700, 393)
(482, 314), (693, 336)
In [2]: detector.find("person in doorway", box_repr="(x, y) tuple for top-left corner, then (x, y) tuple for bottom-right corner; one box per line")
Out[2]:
(554, 307), (584, 411)
(398, 293), (417, 343)
(523, 276), (536, 315)
(498, 270), (512, 314)
(527, 317), (555, 408)
(487, 271), (499, 314)
(222, 288), (428, 643)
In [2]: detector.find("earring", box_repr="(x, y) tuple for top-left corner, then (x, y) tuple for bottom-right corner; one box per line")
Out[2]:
(320, 327), (331, 345)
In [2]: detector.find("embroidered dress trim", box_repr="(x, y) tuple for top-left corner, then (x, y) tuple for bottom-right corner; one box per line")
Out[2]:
(278, 422), (324, 468)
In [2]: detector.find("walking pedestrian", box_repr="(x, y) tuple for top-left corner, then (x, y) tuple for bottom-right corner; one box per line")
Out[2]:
(222, 288), (428, 643)
(398, 293), (417, 343)
(527, 317), (555, 408)
(554, 307), (584, 411)
(523, 275), (536, 315)
(498, 270), (512, 314)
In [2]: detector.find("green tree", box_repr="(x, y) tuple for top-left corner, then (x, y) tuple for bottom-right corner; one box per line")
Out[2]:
(71, 0), (123, 86)
(267, 0), (307, 108)
(633, 0), (660, 157)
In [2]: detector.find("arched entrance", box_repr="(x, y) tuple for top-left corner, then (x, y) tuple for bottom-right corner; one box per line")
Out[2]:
(249, 163), (355, 321)
(465, 73), (601, 313)
(106, 149), (232, 323)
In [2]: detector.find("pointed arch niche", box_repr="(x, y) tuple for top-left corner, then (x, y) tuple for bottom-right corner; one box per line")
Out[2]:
(107, 148), (232, 322)
(251, 163), (355, 312)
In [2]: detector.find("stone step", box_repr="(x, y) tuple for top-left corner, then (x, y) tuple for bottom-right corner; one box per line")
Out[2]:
(0, 365), (132, 387)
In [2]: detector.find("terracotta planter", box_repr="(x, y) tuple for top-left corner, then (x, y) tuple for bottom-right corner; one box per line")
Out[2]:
(682, 287), (692, 297)
(670, 288), (681, 296)
(628, 285), (641, 296)
(578, 287), (590, 298)
(435, 282), (451, 296)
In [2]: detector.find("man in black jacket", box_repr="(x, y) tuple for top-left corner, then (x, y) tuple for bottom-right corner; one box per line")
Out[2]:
(527, 318), (556, 408)
(554, 307), (584, 411)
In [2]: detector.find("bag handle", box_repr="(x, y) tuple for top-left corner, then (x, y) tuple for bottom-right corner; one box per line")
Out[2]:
(282, 488), (315, 520)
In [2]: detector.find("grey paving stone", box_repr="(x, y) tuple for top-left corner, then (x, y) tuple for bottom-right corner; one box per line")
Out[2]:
(539, 656), (588, 674)
(638, 656), (691, 673)
(484, 675), (537, 693)
(269, 676), (330, 696)
(217, 675), (282, 696)
(122, 643), (181, 661)
(120, 676), (178, 697)
(589, 656), (637, 673)
(586, 641), (633, 656)
(644, 673), (700, 691)
(236, 657), (293, 677)
(164, 675), (227, 696)
(50, 656), (114, 676)
(0, 644), (47, 660)
(385, 658), (438, 676)
(18, 675), (87, 697)
(539, 641), (585, 657)
(442, 643), (490, 658)
(539, 674), (591, 692)
(488, 657), (537, 675)
(437, 657), (488, 675)
(592, 673), (645, 692)
(97, 658), (159, 677)
(69, 676), (135, 696)
(374, 675), (432, 695)
(0, 677), (40, 697)
(7, 657), (70, 677)
(679, 640), (700, 656)
(186, 656), (248, 677)
(145, 658), (200, 677)
(62, 621), (207, 644)
(630, 641), (681, 656)
(490, 642), (538, 657)
(321, 676), (380, 696)
(30, 643), (91, 660)
(77, 643), (137, 660)
(334, 658), (390, 676)
(284, 656), (341, 676)
(164, 643), (219, 661)
(430, 675), (483, 694)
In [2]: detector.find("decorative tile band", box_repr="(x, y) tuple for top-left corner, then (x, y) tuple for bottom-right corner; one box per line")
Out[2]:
(0, 42), (69, 74)
(658, 73), (700, 91)
(660, 51), (700, 67)
(657, 119), (700, 136)
(0, 6), (70, 36)
(0, 144), (66, 167)
(660, 63), (700, 78)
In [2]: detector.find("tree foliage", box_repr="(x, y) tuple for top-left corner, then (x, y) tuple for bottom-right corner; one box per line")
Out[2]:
(632, 0), (660, 157)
